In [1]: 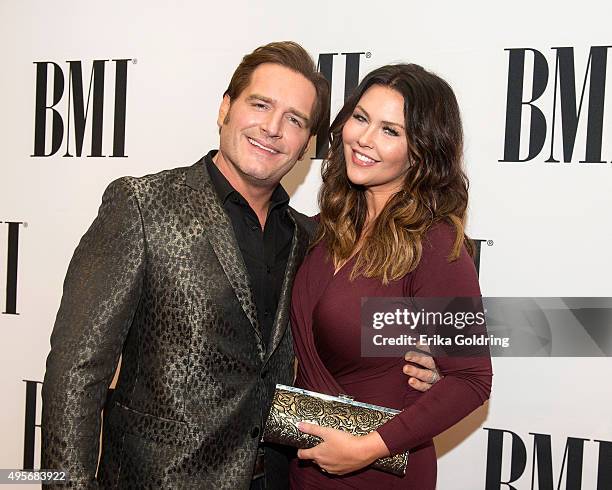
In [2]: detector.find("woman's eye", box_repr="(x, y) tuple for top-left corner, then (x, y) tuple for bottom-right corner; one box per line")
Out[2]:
(383, 126), (400, 137)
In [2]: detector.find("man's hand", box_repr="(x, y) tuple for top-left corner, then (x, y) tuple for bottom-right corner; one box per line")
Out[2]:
(403, 350), (442, 392)
(296, 422), (390, 475)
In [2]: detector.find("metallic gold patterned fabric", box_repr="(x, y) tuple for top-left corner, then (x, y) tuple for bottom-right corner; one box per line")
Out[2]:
(41, 156), (313, 489)
(262, 385), (409, 476)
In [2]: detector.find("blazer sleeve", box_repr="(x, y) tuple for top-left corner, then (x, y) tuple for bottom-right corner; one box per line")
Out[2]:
(41, 178), (145, 488)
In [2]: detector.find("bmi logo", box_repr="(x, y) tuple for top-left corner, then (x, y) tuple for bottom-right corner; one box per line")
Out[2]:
(316, 52), (367, 159)
(1, 221), (23, 315)
(32, 59), (132, 158)
(501, 46), (611, 163)
(485, 427), (611, 489)
(472, 238), (492, 277)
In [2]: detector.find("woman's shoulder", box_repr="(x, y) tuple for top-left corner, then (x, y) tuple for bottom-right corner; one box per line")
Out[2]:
(421, 221), (462, 258)
(410, 221), (480, 295)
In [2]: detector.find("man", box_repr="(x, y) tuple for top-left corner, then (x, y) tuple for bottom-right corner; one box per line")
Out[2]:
(42, 41), (439, 489)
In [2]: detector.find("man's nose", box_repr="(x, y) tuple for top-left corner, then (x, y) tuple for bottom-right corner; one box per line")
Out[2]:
(261, 111), (283, 139)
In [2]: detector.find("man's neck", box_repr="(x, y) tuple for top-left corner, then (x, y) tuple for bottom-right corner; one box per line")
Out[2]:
(212, 152), (275, 228)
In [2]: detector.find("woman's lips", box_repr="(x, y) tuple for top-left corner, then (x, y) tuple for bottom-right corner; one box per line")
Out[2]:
(351, 148), (378, 166)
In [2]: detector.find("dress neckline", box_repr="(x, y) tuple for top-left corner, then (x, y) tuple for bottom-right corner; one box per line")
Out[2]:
(332, 254), (358, 277)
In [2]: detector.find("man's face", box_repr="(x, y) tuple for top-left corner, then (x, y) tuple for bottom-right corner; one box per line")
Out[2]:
(216, 63), (317, 189)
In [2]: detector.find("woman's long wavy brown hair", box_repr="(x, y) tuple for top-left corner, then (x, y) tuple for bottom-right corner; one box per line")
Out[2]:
(315, 63), (473, 284)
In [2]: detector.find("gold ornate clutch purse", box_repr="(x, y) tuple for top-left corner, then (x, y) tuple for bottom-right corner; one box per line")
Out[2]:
(262, 384), (408, 476)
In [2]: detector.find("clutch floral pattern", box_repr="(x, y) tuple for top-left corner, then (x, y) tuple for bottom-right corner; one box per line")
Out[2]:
(262, 384), (409, 476)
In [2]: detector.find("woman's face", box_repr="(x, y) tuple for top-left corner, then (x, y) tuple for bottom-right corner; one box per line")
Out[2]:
(342, 85), (410, 196)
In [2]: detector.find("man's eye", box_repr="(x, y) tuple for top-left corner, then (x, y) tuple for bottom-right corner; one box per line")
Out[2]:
(253, 102), (268, 109)
(288, 116), (302, 127)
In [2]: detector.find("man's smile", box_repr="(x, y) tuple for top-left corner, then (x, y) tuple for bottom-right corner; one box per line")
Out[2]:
(247, 137), (280, 155)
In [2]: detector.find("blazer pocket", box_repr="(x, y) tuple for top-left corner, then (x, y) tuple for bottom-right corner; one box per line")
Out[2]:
(108, 401), (194, 446)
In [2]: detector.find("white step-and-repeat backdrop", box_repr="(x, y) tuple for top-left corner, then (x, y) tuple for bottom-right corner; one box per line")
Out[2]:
(1, 1), (611, 488)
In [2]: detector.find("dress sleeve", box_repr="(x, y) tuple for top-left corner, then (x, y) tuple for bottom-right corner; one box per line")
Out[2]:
(376, 224), (493, 455)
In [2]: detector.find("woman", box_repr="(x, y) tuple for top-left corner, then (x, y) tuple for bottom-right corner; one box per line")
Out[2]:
(288, 64), (493, 489)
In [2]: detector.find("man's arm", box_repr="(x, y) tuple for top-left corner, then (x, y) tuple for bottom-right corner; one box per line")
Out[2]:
(41, 178), (145, 488)
(402, 350), (442, 392)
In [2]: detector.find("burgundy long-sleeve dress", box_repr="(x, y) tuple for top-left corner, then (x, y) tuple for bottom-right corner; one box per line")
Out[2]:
(289, 223), (492, 489)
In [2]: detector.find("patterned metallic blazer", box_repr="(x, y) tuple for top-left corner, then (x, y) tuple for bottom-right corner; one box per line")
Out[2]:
(41, 156), (314, 489)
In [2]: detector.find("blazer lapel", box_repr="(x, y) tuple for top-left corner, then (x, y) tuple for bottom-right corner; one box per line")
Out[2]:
(264, 209), (310, 362)
(184, 158), (263, 346)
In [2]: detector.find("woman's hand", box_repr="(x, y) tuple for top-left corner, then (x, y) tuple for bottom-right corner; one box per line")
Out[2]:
(296, 422), (390, 475)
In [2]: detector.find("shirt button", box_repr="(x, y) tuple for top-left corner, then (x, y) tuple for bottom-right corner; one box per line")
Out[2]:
(251, 426), (261, 438)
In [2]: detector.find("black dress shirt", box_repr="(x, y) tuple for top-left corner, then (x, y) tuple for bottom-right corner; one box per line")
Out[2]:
(205, 151), (293, 346)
